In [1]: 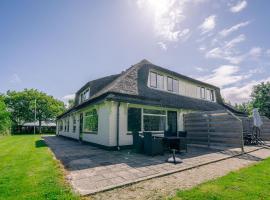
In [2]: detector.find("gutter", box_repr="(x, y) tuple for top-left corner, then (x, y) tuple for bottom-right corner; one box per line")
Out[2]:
(116, 102), (120, 150)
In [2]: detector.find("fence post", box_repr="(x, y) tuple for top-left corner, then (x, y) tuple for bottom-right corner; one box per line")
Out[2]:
(226, 110), (244, 153)
(207, 114), (210, 148)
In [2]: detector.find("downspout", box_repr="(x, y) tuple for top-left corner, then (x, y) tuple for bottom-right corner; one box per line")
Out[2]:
(116, 102), (120, 150)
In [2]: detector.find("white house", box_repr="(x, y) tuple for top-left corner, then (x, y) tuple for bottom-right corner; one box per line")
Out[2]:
(56, 59), (237, 149)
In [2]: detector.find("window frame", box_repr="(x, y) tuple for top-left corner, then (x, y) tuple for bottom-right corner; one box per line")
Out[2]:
(150, 71), (157, 88)
(200, 87), (206, 99)
(127, 107), (142, 132)
(210, 90), (215, 101)
(167, 76), (173, 91)
(143, 108), (167, 132)
(83, 109), (98, 133)
(172, 78), (179, 93)
(72, 116), (76, 133)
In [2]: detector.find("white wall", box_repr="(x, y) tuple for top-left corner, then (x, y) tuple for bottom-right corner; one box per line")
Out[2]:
(57, 101), (195, 147)
(58, 115), (80, 140)
(82, 103), (111, 146)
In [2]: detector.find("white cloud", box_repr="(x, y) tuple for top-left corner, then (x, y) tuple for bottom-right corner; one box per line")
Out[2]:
(198, 65), (249, 88)
(205, 34), (246, 64)
(230, 0), (247, 13)
(248, 47), (262, 59)
(157, 42), (167, 50)
(222, 77), (270, 104)
(199, 15), (216, 34)
(136, 0), (187, 42)
(195, 67), (205, 72)
(266, 49), (270, 56)
(219, 21), (250, 37)
(62, 94), (75, 101)
(9, 73), (22, 84)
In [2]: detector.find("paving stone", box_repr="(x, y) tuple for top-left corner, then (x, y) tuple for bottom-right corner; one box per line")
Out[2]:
(43, 135), (264, 196)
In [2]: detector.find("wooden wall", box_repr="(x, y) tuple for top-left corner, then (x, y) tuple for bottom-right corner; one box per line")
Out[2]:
(184, 110), (243, 148)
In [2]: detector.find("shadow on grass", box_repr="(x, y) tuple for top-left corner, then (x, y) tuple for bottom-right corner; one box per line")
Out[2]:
(35, 140), (47, 148)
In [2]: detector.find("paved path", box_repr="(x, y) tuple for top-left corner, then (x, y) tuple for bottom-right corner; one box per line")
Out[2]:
(90, 148), (270, 200)
(44, 136), (265, 196)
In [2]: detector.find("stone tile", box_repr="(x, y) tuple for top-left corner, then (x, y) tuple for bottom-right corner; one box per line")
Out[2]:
(44, 135), (260, 196)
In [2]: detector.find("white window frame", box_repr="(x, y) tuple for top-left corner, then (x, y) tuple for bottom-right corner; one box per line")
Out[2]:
(80, 88), (90, 103)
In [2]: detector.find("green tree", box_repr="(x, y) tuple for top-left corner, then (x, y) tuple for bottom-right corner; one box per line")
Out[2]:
(5, 89), (65, 133)
(234, 102), (253, 116)
(0, 97), (11, 135)
(68, 98), (75, 109)
(251, 82), (270, 118)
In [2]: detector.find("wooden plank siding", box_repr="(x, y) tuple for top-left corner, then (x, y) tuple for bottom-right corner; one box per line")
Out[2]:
(184, 110), (243, 148)
(241, 116), (270, 141)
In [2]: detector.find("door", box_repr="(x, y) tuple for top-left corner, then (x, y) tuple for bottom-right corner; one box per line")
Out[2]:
(167, 111), (177, 135)
(79, 113), (83, 141)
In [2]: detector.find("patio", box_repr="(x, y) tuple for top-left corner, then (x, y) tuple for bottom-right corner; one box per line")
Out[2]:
(44, 135), (262, 195)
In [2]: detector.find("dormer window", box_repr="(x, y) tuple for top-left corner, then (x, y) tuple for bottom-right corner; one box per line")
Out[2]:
(200, 87), (206, 99)
(150, 71), (164, 89)
(80, 88), (90, 103)
(167, 77), (178, 93)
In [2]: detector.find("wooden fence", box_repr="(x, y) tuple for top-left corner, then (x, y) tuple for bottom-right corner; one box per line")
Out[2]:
(241, 116), (270, 141)
(184, 110), (244, 149)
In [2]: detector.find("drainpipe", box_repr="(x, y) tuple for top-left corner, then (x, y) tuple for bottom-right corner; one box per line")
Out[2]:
(116, 102), (120, 150)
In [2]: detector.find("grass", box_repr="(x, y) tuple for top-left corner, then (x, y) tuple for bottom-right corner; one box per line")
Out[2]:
(0, 135), (80, 200)
(171, 156), (270, 200)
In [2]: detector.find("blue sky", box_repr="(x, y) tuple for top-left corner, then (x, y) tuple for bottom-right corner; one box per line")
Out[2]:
(1, 0), (270, 104)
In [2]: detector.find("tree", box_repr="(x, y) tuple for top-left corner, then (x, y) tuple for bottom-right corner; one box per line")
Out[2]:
(234, 102), (253, 116)
(5, 89), (65, 133)
(67, 98), (75, 109)
(0, 97), (11, 135)
(251, 82), (270, 118)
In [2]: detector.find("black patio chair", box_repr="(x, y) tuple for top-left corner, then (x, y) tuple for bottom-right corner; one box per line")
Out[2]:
(178, 131), (188, 153)
(143, 132), (164, 156)
(132, 131), (144, 153)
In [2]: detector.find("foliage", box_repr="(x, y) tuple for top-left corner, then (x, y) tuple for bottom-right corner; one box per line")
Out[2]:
(0, 98), (11, 135)
(234, 102), (253, 116)
(0, 135), (79, 200)
(4, 89), (65, 132)
(68, 98), (75, 109)
(171, 157), (270, 200)
(251, 82), (270, 118)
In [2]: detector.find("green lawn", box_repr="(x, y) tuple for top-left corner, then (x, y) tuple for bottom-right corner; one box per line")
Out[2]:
(171, 156), (270, 200)
(0, 135), (79, 200)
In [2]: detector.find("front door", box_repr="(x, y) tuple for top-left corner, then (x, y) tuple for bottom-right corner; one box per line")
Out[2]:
(79, 113), (83, 141)
(167, 111), (177, 136)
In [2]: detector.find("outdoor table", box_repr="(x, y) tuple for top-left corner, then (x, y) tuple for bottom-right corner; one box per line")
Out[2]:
(154, 135), (183, 164)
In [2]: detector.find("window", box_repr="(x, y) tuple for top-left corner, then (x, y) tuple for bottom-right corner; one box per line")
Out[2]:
(210, 90), (215, 101)
(157, 74), (164, 89)
(167, 77), (173, 91)
(200, 87), (205, 99)
(64, 120), (66, 131)
(150, 72), (157, 88)
(83, 109), (98, 132)
(143, 109), (166, 132)
(80, 88), (90, 103)
(72, 116), (76, 133)
(128, 108), (142, 132)
(59, 121), (63, 131)
(172, 79), (179, 93)
(206, 89), (210, 100)
(167, 77), (178, 93)
(67, 118), (70, 132)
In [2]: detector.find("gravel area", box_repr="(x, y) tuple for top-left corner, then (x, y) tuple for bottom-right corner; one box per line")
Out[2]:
(89, 148), (270, 200)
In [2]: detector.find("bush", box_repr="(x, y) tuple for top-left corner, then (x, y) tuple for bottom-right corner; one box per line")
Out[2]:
(0, 99), (11, 135)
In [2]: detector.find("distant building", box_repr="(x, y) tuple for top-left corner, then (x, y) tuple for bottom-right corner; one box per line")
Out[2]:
(17, 121), (56, 134)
